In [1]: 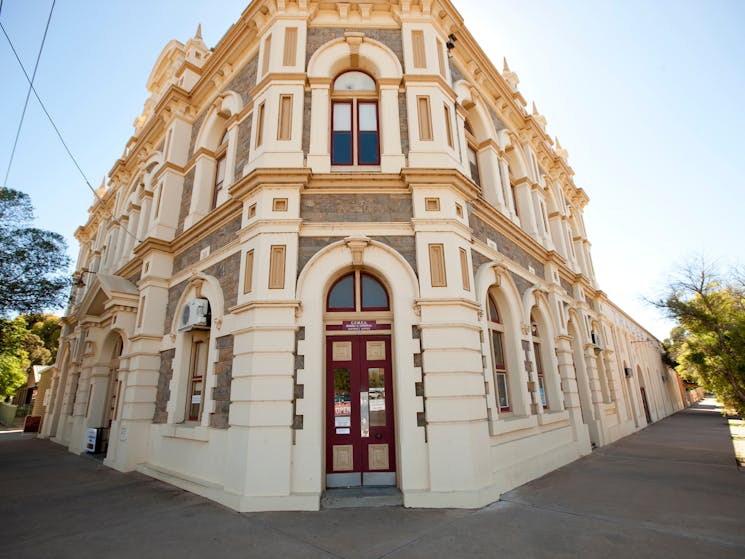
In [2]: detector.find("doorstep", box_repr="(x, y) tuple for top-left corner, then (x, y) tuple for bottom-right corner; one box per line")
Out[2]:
(321, 486), (403, 509)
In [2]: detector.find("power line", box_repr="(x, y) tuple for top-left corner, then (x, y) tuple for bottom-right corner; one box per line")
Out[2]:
(3, 0), (56, 187)
(0, 20), (141, 247)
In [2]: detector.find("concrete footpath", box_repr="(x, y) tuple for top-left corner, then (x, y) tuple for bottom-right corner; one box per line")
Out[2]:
(1, 399), (743, 558)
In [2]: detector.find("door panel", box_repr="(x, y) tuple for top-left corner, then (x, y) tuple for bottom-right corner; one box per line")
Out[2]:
(326, 335), (395, 487)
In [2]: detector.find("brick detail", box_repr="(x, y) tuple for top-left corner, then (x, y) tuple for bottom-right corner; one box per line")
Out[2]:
(189, 111), (208, 158)
(510, 271), (534, 299)
(153, 349), (175, 424)
(373, 235), (416, 273)
(173, 215), (242, 275)
(176, 168), (195, 236)
(297, 235), (416, 276)
(235, 115), (253, 174)
(164, 280), (189, 334)
(560, 277), (573, 294)
(210, 334), (233, 429)
(302, 90), (312, 154)
(301, 194), (412, 222)
(471, 249), (491, 279)
(297, 236), (344, 274)
(204, 251), (241, 310)
(224, 55), (258, 106)
(306, 28), (403, 67)
(399, 92), (409, 156)
(469, 211), (546, 277)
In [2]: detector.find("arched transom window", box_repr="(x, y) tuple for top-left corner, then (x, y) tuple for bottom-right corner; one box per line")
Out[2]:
(327, 271), (389, 312)
(331, 71), (380, 166)
(487, 295), (511, 412)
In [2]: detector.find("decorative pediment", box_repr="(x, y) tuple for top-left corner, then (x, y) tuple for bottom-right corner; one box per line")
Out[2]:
(78, 274), (139, 318)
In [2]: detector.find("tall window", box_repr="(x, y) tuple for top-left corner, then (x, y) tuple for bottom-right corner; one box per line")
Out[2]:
(331, 71), (379, 166)
(186, 332), (209, 422)
(211, 130), (228, 210)
(487, 295), (510, 412)
(531, 313), (548, 409)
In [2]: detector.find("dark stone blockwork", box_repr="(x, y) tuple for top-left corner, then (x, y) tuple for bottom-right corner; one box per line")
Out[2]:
(297, 236), (416, 276)
(210, 334), (233, 429)
(153, 348), (175, 424)
(173, 215), (242, 275)
(469, 212), (545, 277)
(301, 194), (412, 222)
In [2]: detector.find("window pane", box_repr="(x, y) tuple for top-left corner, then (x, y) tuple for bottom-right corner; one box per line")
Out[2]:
(358, 103), (377, 131)
(358, 132), (379, 165)
(328, 275), (354, 309)
(491, 331), (504, 368)
(361, 274), (388, 309)
(333, 103), (352, 131)
(368, 367), (386, 427)
(533, 342), (543, 373)
(538, 374), (547, 407)
(468, 146), (480, 186)
(332, 132), (353, 164)
(496, 373), (509, 410)
(334, 71), (376, 91)
(488, 297), (499, 322)
(334, 368), (351, 419)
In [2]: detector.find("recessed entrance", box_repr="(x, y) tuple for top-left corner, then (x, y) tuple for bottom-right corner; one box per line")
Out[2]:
(324, 270), (395, 488)
(326, 335), (395, 487)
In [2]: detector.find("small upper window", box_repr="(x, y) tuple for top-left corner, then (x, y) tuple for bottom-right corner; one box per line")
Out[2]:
(333, 71), (376, 91)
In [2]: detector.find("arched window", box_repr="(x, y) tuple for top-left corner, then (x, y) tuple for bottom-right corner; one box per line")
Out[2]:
(487, 295), (510, 411)
(531, 312), (548, 409)
(331, 71), (380, 166)
(327, 271), (389, 312)
(186, 331), (209, 421)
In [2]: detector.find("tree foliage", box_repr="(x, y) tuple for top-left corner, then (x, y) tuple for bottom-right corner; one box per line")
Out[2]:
(0, 187), (71, 315)
(0, 354), (26, 401)
(0, 316), (61, 400)
(656, 261), (745, 416)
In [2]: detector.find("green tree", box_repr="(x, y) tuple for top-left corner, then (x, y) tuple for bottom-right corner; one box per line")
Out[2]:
(0, 353), (26, 401)
(656, 262), (745, 416)
(0, 187), (71, 315)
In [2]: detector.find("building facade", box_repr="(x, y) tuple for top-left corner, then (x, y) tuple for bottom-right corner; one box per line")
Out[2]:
(40, 0), (684, 511)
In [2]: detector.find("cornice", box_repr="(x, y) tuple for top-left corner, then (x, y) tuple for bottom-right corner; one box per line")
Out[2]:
(229, 167), (313, 199)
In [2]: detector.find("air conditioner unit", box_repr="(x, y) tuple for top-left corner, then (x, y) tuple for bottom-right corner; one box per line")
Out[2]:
(178, 298), (211, 331)
(624, 367), (633, 378)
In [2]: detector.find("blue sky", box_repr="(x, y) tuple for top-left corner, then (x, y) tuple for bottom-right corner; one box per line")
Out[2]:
(1, 0), (743, 339)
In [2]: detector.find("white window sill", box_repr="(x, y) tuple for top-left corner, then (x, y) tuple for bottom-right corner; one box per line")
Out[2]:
(537, 409), (570, 426)
(162, 423), (210, 442)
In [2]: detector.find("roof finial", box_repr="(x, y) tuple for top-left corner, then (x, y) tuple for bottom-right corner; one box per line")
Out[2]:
(532, 101), (538, 115)
(195, 23), (202, 40)
(554, 136), (569, 161)
(503, 57), (510, 73)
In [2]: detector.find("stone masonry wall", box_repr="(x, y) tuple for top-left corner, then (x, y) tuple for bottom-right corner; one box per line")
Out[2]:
(153, 348), (175, 424)
(301, 194), (412, 222)
(210, 334), (233, 428)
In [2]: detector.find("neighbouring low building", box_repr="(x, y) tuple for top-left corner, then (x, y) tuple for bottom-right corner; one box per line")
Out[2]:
(39, 0), (684, 511)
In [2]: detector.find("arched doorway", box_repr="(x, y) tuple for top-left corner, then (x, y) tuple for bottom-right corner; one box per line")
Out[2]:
(324, 269), (395, 488)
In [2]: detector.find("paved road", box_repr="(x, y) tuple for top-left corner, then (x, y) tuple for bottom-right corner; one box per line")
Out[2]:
(1, 400), (743, 558)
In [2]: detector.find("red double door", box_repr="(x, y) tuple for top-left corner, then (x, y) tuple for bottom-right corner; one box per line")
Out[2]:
(326, 335), (396, 487)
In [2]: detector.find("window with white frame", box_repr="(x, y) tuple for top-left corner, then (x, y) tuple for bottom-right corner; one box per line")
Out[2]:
(331, 71), (380, 166)
(487, 295), (511, 412)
